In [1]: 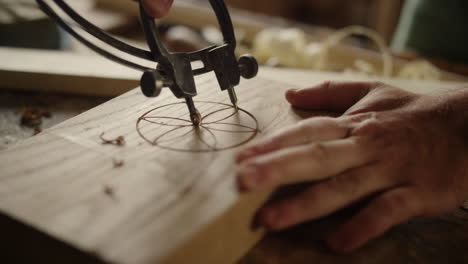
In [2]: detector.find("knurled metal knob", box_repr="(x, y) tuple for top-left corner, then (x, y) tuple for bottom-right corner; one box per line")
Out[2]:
(239, 54), (259, 79)
(141, 70), (164, 97)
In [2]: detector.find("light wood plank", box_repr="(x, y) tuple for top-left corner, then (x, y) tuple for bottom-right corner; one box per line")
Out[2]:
(0, 67), (466, 263)
(0, 47), (139, 96)
(0, 71), (299, 264)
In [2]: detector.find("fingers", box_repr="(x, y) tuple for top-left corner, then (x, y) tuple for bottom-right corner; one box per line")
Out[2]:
(142, 0), (174, 18)
(256, 163), (394, 230)
(286, 81), (381, 112)
(237, 137), (372, 192)
(236, 117), (349, 163)
(327, 187), (421, 253)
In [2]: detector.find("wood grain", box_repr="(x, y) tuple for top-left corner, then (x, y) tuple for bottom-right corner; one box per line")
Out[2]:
(0, 71), (299, 264)
(0, 67), (466, 263)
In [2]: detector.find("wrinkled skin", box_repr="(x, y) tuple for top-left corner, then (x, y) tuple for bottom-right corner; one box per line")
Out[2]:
(236, 81), (468, 253)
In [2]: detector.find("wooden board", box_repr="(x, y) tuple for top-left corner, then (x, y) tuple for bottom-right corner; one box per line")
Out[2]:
(0, 47), (139, 96)
(0, 67), (466, 264)
(0, 71), (294, 264)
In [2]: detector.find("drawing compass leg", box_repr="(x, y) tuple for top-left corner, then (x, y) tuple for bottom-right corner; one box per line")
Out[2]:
(227, 88), (238, 109)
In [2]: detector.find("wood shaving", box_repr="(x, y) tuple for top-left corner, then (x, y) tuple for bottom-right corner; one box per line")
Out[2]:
(100, 133), (125, 146)
(251, 25), (440, 80)
(398, 60), (441, 80)
(18, 108), (52, 135)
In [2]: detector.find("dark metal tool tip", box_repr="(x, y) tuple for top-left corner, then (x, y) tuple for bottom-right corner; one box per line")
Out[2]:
(185, 97), (202, 126)
(228, 88), (238, 109)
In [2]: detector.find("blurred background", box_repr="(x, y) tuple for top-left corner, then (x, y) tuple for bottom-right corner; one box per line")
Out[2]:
(2, 0), (467, 76)
(226, 0), (404, 43)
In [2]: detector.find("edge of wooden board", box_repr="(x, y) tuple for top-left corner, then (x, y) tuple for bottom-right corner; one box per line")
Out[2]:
(161, 191), (271, 264)
(0, 70), (137, 97)
(0, 47), (139, 96)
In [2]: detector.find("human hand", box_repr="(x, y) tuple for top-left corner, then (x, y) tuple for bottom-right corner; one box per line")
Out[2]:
(140, 0), (174, 18)
(236, 81), (468, 253)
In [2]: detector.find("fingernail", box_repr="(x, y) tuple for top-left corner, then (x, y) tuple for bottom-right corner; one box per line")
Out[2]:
(285, 88), (300, 101)
(289, 88), (300, 93)
(237, 165), (260, 192)
(286, 88), (299, 94)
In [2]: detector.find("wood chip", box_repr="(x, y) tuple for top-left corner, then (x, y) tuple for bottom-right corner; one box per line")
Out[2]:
(18, 108), (52, 134)
(100, 133), (125, 146)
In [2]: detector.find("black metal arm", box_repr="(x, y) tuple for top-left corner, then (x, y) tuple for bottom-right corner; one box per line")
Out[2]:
(36, 0), (258, 125)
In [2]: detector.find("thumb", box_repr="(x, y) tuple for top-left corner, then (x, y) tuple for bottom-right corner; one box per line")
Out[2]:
(142, 0), (174, 18)
(285, 81), (379, 112)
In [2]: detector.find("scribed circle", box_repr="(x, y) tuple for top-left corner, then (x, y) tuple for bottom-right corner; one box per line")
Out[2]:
(136, 101), (259, 152)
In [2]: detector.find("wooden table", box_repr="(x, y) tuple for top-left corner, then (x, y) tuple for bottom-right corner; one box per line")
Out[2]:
(242, 208), (468, 264)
